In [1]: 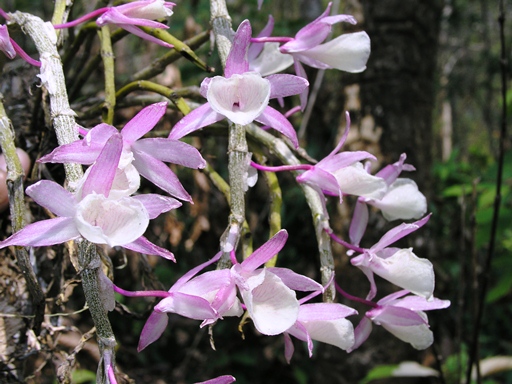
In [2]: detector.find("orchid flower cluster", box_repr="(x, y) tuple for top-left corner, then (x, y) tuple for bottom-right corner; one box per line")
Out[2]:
(0, 1), (450, 383)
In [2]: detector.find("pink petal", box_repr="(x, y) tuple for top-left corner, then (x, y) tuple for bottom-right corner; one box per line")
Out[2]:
(266, 74), (309, 99)
(282, 22), (332, 53)
(283, 333), (295, 363)
(195, 375), (236, 384)
(132, 150), (192, 201)
(349, 200), (368, 246)
(371, 214), (431, 252)
(132, 194), (181, 219)
(171, 252), (223, 292)
(132, 138), (206, 169)
(241, 230), (288, 272)
(121, 102), (167, 144)
(124, 236), (175, 261)
(296, 166), (340, 196)
(317, 151), (376, 173)
(248, 15), (274, 61)
(168, 103), (224, 140)
(267, 267), (323, 292)
(225, 20), (251, 78)
(0, 217), (79, 248)
(297, 303), (357, 321)
(348, 316), (372, 352)
(255, 106), (298, 148)
(26, 180), (76, 217)
(138, 311), (169, 351)
(97, 7), (169, 29)
(0, 25), (16, 59)
(368, 305), (427, 327)
(154, 292), (217, 320)
(82, 133), (123, 198)
(38, 140), (102, 165)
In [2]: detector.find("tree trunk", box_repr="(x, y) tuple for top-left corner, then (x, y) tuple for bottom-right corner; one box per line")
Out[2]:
(360, 0), (443, 197)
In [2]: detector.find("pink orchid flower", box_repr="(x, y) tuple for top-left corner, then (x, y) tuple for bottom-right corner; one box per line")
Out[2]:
(283, 302), (357, 363)
(0, 133), (178, 260)
(250, 3), (370, 107)
(53, 0), (175, 48)
(136, 251), (242, 351)
(296, 113), (387, 202)
(231, 230), (323, 336)
(278, 2), (370, 73)
(359, 154), (427, 222)
(350, 215), (435, 301)
(168, 20), (309, 148)
(350, 290), (450, 351)
(39, 102), (205, 202)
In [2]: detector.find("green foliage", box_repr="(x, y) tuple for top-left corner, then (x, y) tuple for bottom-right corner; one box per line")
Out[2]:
(71, 369), (96, 384)
(359, 364), (397, 384)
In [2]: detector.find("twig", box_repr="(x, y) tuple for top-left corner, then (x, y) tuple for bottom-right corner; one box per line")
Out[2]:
(0, 97), (45, 334)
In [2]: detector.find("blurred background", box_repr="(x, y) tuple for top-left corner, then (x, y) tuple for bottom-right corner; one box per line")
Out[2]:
(1, 0), (511, 383)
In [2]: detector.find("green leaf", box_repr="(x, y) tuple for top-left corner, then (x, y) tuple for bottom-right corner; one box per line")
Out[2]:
(359, 365), (397, 384)
(71, 369), (96, 384)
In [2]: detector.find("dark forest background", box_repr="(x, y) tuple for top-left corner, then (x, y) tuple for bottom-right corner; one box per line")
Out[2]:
(1, 0), (511, 383)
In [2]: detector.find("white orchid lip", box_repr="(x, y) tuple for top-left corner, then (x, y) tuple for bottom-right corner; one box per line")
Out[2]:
(249, 42), (294, 77)
(74, 193), (149, 246)
(206, 73), (271, 126)
(128, 0), (174, 19)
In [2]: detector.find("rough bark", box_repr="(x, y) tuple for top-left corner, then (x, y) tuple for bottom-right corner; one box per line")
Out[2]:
(360, 0), (443, 197)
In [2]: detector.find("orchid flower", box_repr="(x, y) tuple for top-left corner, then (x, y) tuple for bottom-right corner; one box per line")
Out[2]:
(358, 154), (427, 222)
(350, 215), (435, 301)
(39, 102), (205, 202)
(278, 2), (370, 73)
(350, 290), (450, 351)
(137, 251), (242, 351)
(0, 133), (179, 260)
(168, 20), (309, 148)
(283, 302), (356, 363)
(53, 0), (175, 48)
(250, 3), (370, 107)
(231, 230), (323, 336)
(0, 24), (40, 66)
(296, 113), (387, 202)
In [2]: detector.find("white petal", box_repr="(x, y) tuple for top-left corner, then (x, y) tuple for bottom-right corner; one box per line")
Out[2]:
(302, 318), (355, 351)
(74, 194), (149, 246)
(109, 163), (141, 199)
(381, 322), (433, 350)
(300, 31), (371, 72)
(207, 73), (270, 125)
(332, 162), (387, 199)
(249, 43), (294, 76)
(369, 179), (427, 221)
(125, 0), (173, 18)
(372, 248), (435, 300)
(241, 270), (299, 335)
